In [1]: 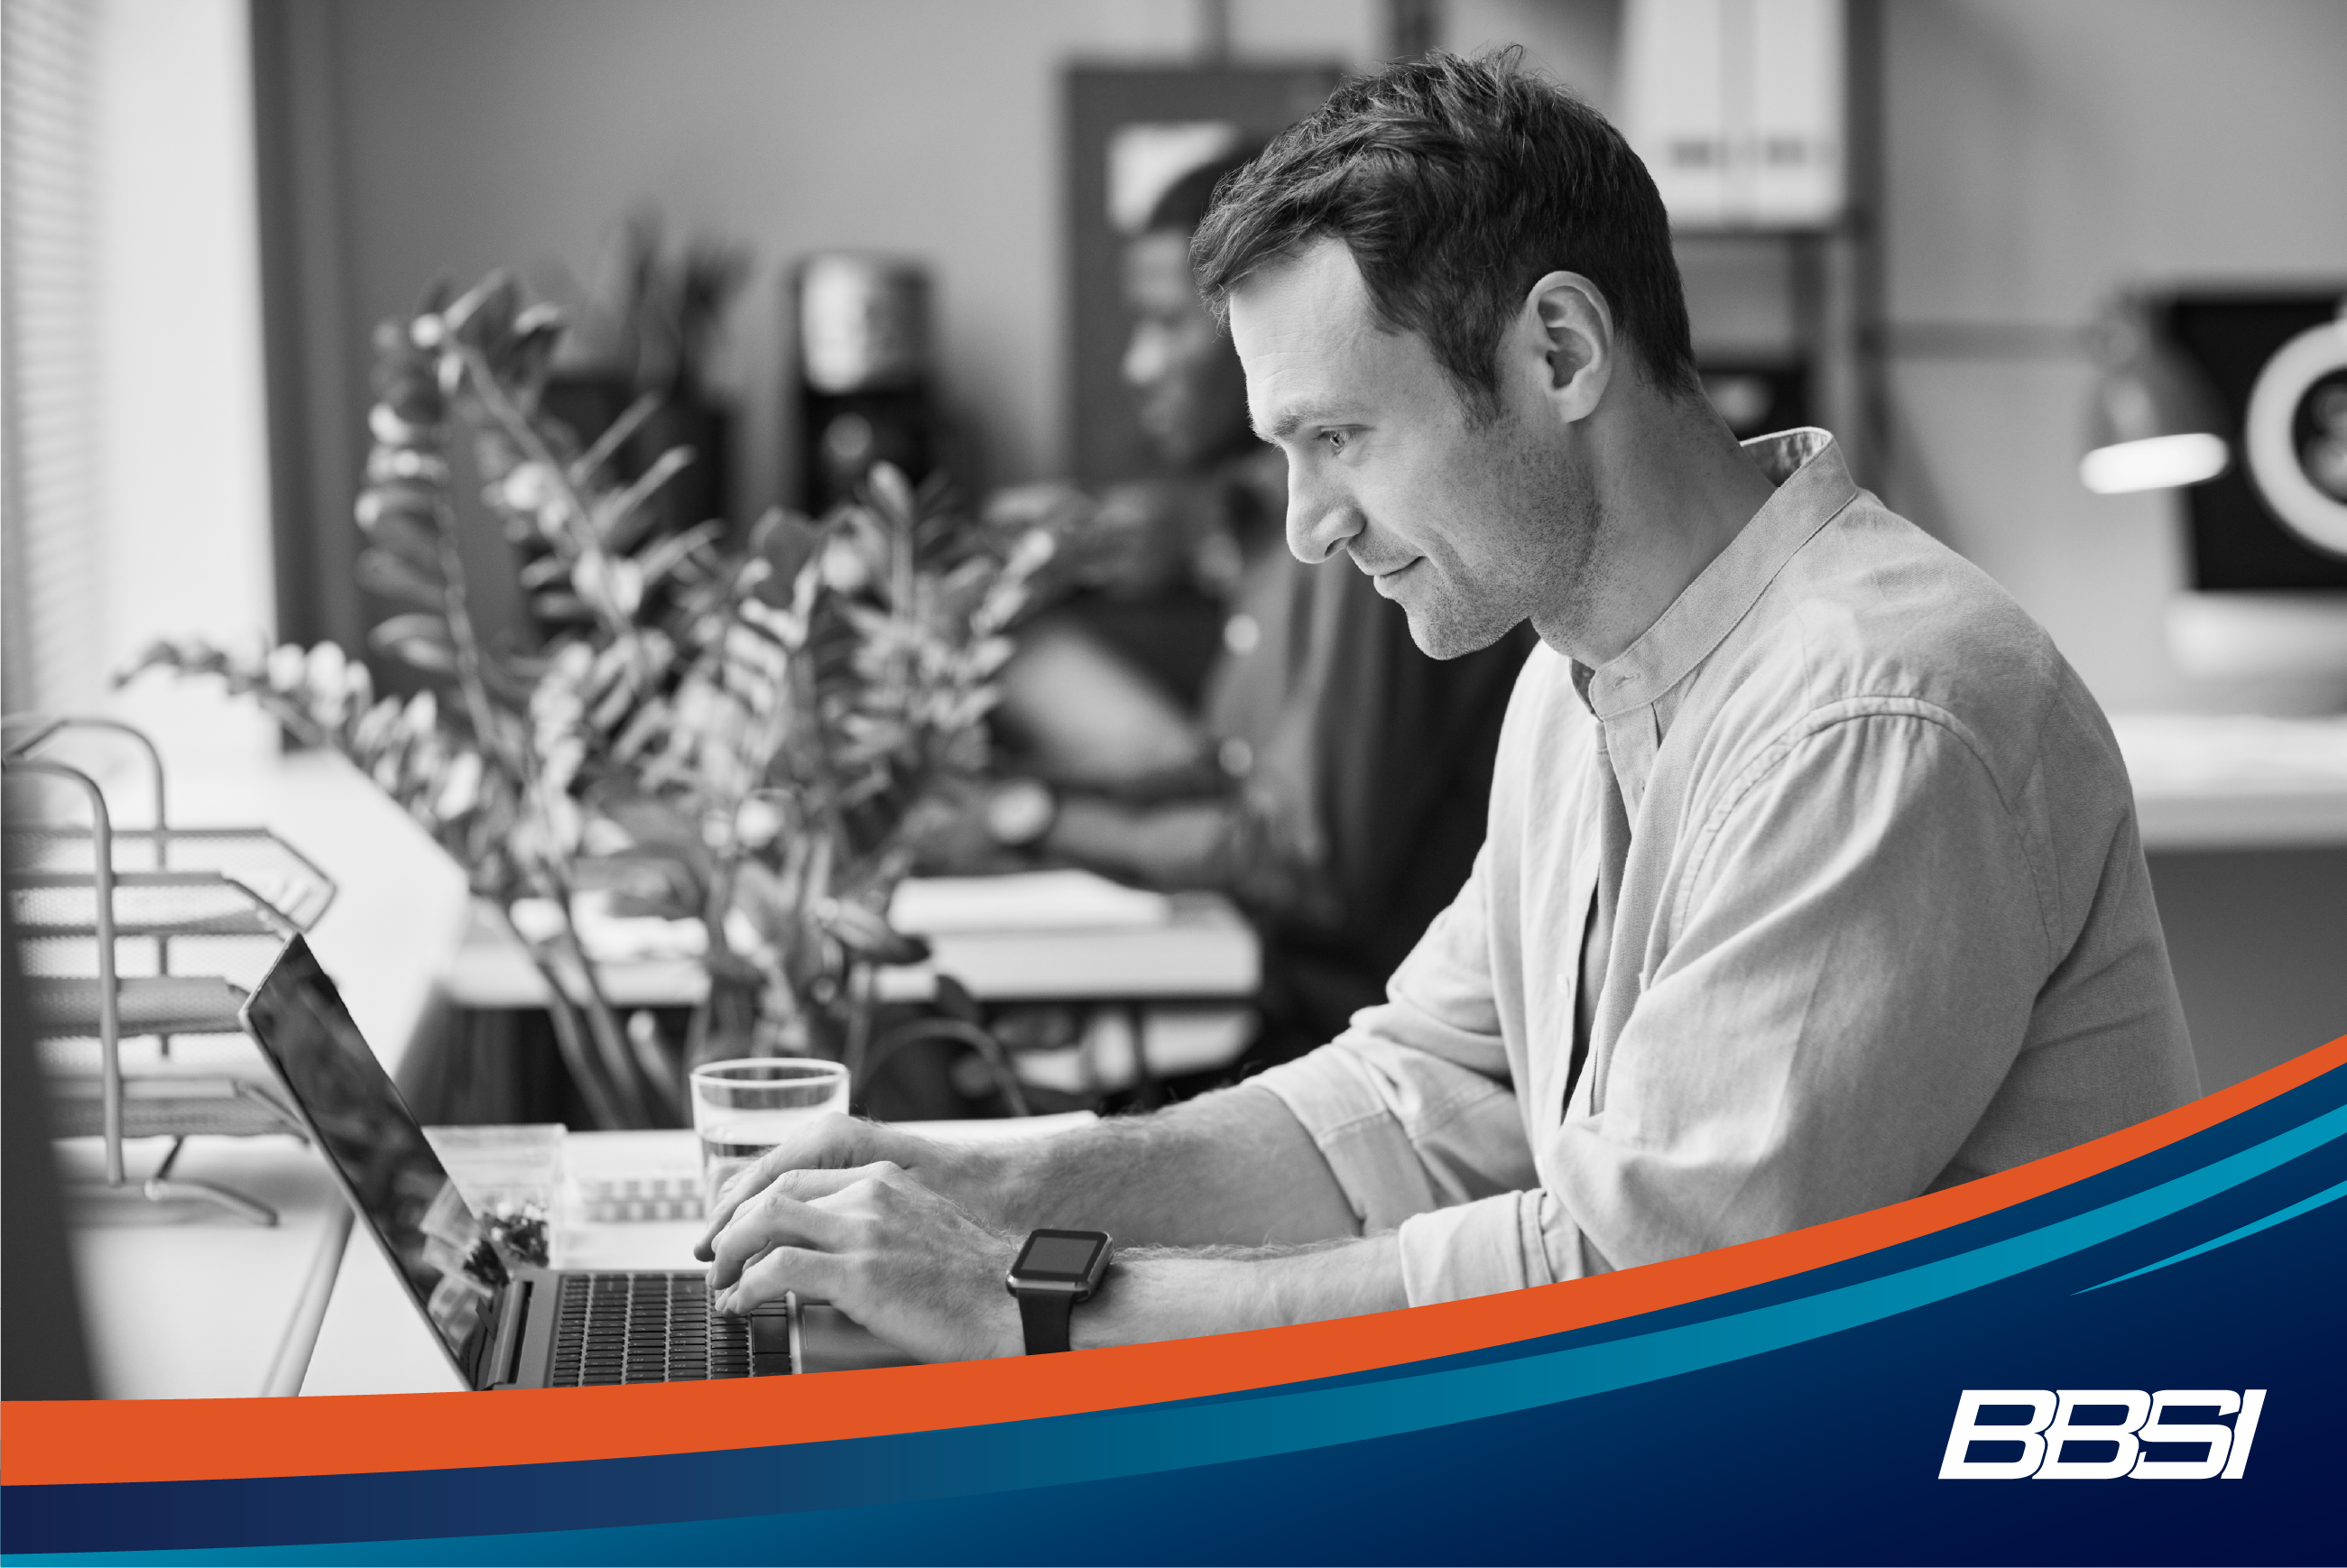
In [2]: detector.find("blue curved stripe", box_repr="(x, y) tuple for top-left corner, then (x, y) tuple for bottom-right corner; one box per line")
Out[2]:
(975, 1101), (2347, 1482)
(2075, 1172), (2347, 1293)
(8, 1091), (2343, 1565)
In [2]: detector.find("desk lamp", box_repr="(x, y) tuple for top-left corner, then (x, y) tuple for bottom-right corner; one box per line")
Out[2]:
(2089, 289), (2347, 691)
(2080, 295), (2230, 496)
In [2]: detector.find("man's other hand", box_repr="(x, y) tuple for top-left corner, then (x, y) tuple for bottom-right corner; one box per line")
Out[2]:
(691, 1113), (998, 1263)
(705, 1160), (1022, 1362)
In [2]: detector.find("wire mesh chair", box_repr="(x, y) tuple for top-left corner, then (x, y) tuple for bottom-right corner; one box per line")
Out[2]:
(3, 715), (338, 1224)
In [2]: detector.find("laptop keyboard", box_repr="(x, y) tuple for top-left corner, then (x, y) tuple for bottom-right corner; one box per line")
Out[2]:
(548, 1272), (790, 1384)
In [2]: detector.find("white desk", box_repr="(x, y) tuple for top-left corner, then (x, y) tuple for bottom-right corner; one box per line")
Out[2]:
(430, 874), (1264, 1106)
(2111, 715), (2347, 1096)
(439, 890), (1261, 1010)
(2112, 713), (2347, 851)
(59, 1135), (347, 1399)
(300, 1119), (1093, 1396)
(54, 750), (474, 1399)
(161, 750), (475, 1079)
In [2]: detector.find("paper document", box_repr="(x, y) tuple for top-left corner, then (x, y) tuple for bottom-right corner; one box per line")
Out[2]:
(889, 870), (1172, 934)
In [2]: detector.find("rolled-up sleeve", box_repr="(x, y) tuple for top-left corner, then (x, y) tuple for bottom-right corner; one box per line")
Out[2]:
(1253, 844), (1538, 1293)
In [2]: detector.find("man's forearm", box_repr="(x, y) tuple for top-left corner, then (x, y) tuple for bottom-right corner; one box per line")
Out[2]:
(1072, 1232), (1407, 1348)
(982, 1084), (1360, 1247)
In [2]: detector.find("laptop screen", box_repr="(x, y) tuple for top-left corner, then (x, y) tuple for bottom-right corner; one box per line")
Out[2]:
(241, 936), (503, 1386)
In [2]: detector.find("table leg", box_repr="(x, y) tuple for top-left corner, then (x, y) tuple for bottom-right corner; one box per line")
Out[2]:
(263, 1198), (354, 1396)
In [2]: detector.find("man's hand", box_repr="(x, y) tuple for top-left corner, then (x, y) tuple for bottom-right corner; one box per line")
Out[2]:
(704, 1161), (1023, 1362)
(692, 1113), (1006, 1261)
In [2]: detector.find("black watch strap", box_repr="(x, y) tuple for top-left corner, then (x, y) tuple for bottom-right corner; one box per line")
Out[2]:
(1015, 1288), (1076, 1355)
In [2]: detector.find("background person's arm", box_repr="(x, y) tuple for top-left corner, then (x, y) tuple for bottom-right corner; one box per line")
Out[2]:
(1040, 791), (1261, 896)
(993, 613), (1208, 791)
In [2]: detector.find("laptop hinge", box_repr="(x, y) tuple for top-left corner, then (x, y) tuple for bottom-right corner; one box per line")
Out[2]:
(486, 1278), (531, 1388)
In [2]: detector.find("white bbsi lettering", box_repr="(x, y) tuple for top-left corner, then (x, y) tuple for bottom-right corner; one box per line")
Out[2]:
(2034, 1390), (2152, 1480)
(1938, 1390), (2056, 1480)
(2219, 1388), (2268, 1480)
(2130, 1390), (2238, 1480)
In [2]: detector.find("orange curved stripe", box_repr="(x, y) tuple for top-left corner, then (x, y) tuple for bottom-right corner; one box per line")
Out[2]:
(7, 1032), (2342, 1490)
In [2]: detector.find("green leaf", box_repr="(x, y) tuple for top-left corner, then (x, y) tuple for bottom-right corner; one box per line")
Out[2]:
(368, 613), (457, 674)
(369, 612), (454, 650)
(633, 520), (721, 591)
(865, 462), (915, 529)
(356, 548), (447, 610)
(355, 503), (447, 572)
(597, 446), (697, 553)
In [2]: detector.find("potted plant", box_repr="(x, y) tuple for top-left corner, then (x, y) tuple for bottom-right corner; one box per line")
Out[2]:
(127, 273), (1048, 1127)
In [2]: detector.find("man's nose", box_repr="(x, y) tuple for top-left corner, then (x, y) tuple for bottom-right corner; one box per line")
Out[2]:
(1286, 473), (1363, 566)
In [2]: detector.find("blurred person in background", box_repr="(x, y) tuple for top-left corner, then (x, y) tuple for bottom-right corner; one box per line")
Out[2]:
(958, 151), (1533, 1078)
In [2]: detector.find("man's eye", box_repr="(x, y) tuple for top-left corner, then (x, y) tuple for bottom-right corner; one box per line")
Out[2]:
(1321, 429), (1349, 454)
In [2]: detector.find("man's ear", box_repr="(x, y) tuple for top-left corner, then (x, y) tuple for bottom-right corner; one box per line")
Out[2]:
(1513, 271), (1613, 426)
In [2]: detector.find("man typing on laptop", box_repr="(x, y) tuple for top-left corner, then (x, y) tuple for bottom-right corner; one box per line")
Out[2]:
(697, 51), (2196, 1361)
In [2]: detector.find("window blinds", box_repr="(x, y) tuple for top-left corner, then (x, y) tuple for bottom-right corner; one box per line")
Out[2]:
(2, 0), (105, 716)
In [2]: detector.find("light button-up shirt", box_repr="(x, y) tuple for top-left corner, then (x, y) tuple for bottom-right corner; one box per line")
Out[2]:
(1255, 430), (2199, 1303)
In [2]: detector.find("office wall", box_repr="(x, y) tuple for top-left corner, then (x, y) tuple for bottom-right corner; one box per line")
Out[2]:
(309, 0), (1380, 532)
(1880, 0), (2347, 717)
(288, 0), (2346, 707)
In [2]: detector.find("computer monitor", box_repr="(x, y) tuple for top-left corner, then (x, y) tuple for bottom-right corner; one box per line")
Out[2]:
(2158, 290), (2347, 686)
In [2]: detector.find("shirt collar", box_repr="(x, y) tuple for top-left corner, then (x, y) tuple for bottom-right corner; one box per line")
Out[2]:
(1579, 428), (1859, 720)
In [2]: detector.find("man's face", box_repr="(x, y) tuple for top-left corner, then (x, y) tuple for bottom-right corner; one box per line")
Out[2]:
(1228, 238), (1601, 658)
(1122, 228), (1253, 470)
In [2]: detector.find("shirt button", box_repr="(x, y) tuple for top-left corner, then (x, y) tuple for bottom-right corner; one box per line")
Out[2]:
(1224, 613), (1261, 656)
(1218, 737), (1254, 778)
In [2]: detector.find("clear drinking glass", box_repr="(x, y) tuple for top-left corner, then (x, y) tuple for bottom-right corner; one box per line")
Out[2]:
(688, 1057), (852, 1212)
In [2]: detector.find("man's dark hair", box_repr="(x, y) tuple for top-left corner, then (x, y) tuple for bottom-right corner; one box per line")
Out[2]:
(1192, 49), (1701, 415)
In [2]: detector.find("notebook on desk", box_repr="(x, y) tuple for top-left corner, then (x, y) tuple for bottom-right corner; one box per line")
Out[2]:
(240, 936), (913, 1388)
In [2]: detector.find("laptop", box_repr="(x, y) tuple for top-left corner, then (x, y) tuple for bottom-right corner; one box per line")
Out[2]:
(240, 935), (799, 1388)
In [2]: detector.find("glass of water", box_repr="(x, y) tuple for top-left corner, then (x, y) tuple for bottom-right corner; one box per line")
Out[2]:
(688, 1058), (851, 1213)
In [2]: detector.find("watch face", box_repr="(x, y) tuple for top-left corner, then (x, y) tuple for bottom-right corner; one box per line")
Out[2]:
(984, 779), (1054, 845)
(1015, 1231), (1105, 1281)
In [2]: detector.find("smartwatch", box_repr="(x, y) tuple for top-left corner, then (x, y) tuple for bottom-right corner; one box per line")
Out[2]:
(1003, 1229), (1113, 1354)
(983, 779), (1058, 848)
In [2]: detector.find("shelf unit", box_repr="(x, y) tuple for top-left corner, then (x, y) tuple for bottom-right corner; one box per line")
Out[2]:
(4, 715), (338, 1223)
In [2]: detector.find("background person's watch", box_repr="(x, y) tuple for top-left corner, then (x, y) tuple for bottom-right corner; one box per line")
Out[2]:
(1003, 1228), (1113, 1354)
(982, 778), (1058, 848)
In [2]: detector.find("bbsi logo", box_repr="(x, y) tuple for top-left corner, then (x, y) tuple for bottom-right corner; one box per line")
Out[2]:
(1939, 1389), (2267, 1480)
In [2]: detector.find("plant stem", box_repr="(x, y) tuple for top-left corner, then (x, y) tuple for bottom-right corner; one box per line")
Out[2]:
(455, 342), (612, 585)
(430, 492), (522, 779)
(489, 900), (629, 1130)
(540, 863), (660, 1127)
